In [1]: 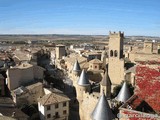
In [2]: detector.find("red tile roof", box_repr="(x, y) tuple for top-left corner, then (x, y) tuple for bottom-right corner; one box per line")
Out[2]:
(135, 65), (160, 114)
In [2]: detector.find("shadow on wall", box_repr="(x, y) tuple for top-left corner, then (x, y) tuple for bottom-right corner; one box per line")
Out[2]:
(39, 111), (45, 120)
(69, 99), (80, 120)
(65, 86), (80, 120)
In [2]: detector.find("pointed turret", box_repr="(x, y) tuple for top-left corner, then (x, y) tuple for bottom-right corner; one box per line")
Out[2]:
(91, 93), (115, 120)
(73, 60), (81, 72)
(77, 70), (90, 86)
(72, 60), (81, 77)
(76, 70), (90, 102)
(116, 82), (131, 102)
(101, 72), (111, 86)
(100, 72), (112, 98)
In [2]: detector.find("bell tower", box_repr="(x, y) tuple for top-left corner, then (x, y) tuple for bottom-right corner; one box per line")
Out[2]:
(109, 31), (124, 59)
(108, 31), (125, 88)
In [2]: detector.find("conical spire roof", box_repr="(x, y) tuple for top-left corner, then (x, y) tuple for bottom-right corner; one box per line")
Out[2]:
(116, 82), (131, 102)
(77, 70), (90, 86)
(73, 60), (81, 72)
(91, 93), (115, 120)
(100, 72), (112, 86)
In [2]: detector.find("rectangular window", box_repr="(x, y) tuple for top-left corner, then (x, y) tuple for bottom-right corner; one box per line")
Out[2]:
(47, 114), (51, 118)
(55, 104), (58, 108)
(63, 102), (66, 107)
(63, 110), (67, 115)
(47, 106), (50, 110)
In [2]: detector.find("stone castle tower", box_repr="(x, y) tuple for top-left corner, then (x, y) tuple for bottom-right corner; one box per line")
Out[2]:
(76, 70), (90, 103)
(72, 60), (81, 77)
(143, 40), (153, 54)
(55, 44), (66, 60)
(100, 72), (111, 98)
(72, 60), (80, 88)
(108, 31), (125, 88)
(91, 92), (115, 120)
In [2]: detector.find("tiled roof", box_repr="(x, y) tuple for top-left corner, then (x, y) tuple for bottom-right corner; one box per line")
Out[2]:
(64, 53), (87, 65)
(13, 50), (30, 61)
(89, 59), (103, 64)
(38, 93), (70, 106)
(0, 116), (16, 120)
(0, 97), (15, 106)
(0, 107), (29, 119)
(26, 82), (43, 91)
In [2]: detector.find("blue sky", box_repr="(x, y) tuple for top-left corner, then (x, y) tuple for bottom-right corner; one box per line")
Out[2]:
(0, 0), (160, 36)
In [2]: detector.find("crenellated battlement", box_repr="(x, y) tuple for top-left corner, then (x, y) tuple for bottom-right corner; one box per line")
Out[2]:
(83, 91), (100, 100)
(109, 31), (124, 38)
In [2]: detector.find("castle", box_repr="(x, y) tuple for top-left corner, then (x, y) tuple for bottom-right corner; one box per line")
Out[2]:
(70, 31), (125, 120)
(55, 31), (160, 120)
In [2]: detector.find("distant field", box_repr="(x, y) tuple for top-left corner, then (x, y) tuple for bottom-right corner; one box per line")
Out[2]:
(0, 34), (107, 42)
(0, 35), (159, 45)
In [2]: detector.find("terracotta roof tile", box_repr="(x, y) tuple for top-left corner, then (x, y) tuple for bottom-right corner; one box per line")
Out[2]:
(38, 93), (70, 106)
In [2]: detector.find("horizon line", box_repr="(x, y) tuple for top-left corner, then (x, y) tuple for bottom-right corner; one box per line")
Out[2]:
(0, 33), (159, 37)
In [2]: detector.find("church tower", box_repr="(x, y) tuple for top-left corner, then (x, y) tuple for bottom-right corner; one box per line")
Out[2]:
(143, 40), (153, 54)
(108, 31), (125, 88)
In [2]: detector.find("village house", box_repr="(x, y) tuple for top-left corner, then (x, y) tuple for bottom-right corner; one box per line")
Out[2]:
(38, 92), (70, 120)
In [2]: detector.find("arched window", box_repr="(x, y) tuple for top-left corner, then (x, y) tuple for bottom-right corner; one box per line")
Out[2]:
(114, 50), (118, 57)
(110, 50), (113, 57)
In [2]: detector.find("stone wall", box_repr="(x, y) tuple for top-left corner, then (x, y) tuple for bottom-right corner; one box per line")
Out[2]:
(79, 92), (99, 120)
(6, 64), (44, 90)
(109, 58), (124, 86)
